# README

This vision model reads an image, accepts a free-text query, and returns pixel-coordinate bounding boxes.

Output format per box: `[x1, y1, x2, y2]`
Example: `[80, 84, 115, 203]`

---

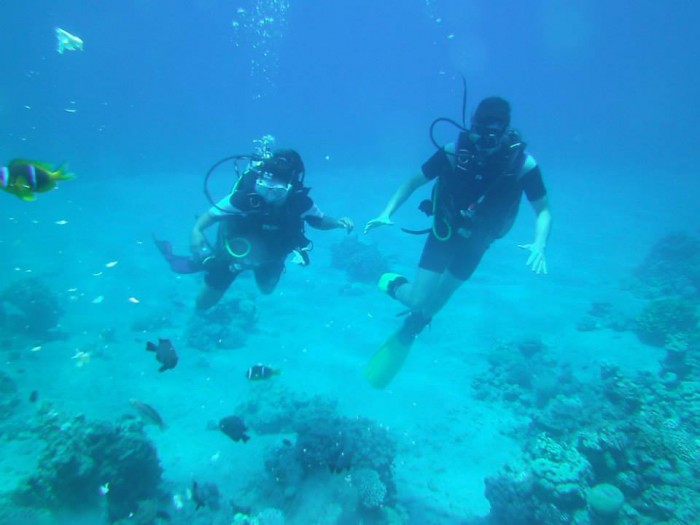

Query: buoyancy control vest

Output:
[217, 171, 313, 265]
[429, 129, 527, 240]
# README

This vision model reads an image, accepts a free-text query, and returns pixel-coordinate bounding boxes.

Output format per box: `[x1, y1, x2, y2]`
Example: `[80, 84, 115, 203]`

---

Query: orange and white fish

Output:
[0, 159, 74, 201]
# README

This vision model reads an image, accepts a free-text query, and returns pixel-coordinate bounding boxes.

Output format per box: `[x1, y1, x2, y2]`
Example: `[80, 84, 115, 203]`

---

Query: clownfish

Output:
[0, 159, 74, 201]
[245, 364, 280, 381]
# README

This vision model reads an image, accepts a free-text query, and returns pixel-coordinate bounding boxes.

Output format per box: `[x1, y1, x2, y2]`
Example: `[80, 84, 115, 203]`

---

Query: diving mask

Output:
[254, 172, 291, 204]
[469, 123, 506, 154]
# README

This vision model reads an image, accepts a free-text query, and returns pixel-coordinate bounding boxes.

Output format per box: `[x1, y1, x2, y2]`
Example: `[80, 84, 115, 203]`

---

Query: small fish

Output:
[29, 390, 38, 403]
[218, 415, 250, 443]
[55, 27, 83, 54]
[146, 338, 178, 372]
[245, 364, 280, 381]
[0, 159, 74, 201]
[129, 399, 167, 430]
[72, 350, 91, 367]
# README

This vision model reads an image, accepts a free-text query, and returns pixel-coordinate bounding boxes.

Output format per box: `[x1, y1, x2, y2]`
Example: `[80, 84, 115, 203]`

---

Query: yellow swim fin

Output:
[365, 311, 431, 389]
[365, 331, 413, 389]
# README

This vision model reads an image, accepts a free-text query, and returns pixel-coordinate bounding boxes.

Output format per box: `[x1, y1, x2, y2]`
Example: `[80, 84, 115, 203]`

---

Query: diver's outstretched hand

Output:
[364, 215, 394, 234]
[518, 243, 547, 275]
[338, 217, 354, 234]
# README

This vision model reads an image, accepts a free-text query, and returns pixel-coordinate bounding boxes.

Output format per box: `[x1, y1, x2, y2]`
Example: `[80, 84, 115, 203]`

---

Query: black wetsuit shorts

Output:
[204, 257, 285, 294]
[418, 228, 495, 281]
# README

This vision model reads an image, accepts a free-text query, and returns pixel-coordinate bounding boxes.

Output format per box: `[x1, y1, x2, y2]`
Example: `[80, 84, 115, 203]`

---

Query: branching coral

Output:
[330, 236, 390, 283]
[351, 468, 387, 509]
[14, 415, 163, 522]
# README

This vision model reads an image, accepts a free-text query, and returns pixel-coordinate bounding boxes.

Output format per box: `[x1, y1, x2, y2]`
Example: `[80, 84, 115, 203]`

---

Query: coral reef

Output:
[351, 468, 387, 509]
[185, 296, 257, 351]
[658, 332, 700, 381]
[237, 383, 338, 434]
[587, 483, 625, 521]
[263, 412, 396, 503]
[577, 301, 634, 333]
[235, 384, 399, 522]
[471, 235, 700, 524]
[0, 369, 19, 419]
[634, 297, 698, 346]
[475, 297, 700, 519]
[478, 354, 700, 525]
[330, 235, 390, 283]
[472, 337, 580, 414]
[294, 414, 396, 480]
[632, 232, 700, 299]
[14, 412, 163, 522]
[0, 277, 64, 339]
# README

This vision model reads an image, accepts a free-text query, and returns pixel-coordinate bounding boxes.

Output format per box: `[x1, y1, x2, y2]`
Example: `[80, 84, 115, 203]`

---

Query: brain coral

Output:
[587, 483, 624, 517]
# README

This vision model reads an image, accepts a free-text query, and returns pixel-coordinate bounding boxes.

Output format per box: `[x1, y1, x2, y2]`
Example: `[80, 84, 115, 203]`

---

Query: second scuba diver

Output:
[363, 96, 552, 388]
[158, 148, 353, 310]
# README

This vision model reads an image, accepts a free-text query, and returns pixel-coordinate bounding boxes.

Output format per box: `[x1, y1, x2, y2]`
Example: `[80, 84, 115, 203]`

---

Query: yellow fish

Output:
[0, 159, 74, 201]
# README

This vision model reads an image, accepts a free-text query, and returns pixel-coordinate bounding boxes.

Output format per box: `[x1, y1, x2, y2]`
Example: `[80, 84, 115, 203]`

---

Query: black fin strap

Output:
[387, 276, 409, 299]
[397, 311, 432, 345]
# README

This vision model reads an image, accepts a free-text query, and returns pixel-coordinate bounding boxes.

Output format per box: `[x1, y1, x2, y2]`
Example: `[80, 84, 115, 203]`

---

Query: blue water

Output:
[1, 1, 699, 524]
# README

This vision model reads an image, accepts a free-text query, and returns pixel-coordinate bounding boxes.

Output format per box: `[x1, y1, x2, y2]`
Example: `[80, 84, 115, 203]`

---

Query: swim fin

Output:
[365, 330, 413, 389]
[365, 311, 431, 389]
[153, 235, 204, 274]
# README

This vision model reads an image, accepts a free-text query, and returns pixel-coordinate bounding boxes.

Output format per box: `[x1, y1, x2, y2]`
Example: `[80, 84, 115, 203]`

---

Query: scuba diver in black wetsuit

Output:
[363, 97, 552, 388]
[157, 148, 353, 310]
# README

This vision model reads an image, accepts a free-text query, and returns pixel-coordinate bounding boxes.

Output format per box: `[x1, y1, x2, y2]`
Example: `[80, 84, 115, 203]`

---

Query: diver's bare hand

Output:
[338, 217, 354, 234]
[364, 215, 393, 234]
[518, 243, 547, 275]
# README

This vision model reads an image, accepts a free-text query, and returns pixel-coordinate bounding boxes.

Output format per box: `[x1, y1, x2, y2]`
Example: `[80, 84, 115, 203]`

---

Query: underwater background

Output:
[1, 0, 699, 524]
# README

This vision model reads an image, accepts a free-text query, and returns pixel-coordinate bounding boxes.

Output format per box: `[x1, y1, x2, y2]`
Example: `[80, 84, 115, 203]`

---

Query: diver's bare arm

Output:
[364, 172, 429, 233]
[309, 215, 354, 232]
[380, 172, 430, 219]
[190, 212, 217, 253]
[530, 196, 552, 250]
